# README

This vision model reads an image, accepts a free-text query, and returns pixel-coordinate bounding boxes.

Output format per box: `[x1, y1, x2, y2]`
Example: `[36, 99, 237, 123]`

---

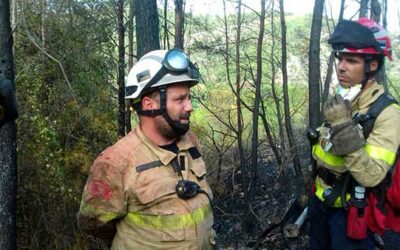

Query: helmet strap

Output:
[136, 87, 167, 117]
[136, 87, 189, 136]
[361, 56, 376, 88]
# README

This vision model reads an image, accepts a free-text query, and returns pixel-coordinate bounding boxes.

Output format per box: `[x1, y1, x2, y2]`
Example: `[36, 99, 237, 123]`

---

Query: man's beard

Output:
[156, 112, 190, 139]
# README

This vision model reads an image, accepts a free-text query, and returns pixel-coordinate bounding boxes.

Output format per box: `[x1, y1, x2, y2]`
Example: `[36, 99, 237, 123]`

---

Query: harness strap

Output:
[318, 169, 351, 207]
[353, 92, 398, 138]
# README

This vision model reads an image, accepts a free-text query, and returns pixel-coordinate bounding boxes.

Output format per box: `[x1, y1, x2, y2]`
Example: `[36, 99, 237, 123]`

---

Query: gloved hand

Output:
[323, 94, 365, 155]
[323, 94, 352, 126]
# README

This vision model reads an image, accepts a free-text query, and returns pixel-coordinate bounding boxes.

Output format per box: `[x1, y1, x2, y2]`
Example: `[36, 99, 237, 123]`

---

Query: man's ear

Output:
[370, 59, 379, 72]
[141, 96, 158, 110]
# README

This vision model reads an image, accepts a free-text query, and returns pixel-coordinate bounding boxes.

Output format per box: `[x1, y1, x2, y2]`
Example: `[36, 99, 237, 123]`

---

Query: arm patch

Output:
[88, 179, 113, 200]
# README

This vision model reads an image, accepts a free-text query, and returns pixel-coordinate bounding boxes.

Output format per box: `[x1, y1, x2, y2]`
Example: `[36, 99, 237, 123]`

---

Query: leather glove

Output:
[322, 94, 352, 126]
[323, 94, 365, 155]
[330, 122, 365, 155]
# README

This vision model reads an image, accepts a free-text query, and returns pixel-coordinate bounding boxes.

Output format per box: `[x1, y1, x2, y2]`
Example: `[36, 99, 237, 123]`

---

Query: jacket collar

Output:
[135, 126, 194, 165]
[352, 81, 384, 111]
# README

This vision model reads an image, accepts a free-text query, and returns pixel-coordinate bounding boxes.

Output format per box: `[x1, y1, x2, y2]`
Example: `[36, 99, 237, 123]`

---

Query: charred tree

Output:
[268, 0, 285, 168]
[174, 0, 184, 49]
[323, 0, 345, 106]
[279, 0, 302, 176]
[117, 0, 126, 136]
[371, 0, 381, 22]
[360, 0, 369, 18]
[163, 0, 170, 49]
[126, 0, 135, 133]
[135, 0, 160, 58]
[244, 0, 267, 233]
[308, 0, 324, 129]
[0, 0, 18, 248]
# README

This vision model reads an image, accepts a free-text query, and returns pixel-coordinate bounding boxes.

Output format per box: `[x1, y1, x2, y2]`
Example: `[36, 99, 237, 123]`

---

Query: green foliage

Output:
[12, 1, 400, 248]
[15, 0, 118, 248]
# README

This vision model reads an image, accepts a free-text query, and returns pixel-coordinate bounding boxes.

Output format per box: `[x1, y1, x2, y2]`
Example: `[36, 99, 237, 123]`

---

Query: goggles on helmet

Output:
[164, 49, 189, 72]
[142, 49, 200, 94]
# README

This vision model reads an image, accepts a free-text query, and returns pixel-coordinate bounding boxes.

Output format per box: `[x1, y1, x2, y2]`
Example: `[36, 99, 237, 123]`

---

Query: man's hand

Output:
[323, 94, 364, 155]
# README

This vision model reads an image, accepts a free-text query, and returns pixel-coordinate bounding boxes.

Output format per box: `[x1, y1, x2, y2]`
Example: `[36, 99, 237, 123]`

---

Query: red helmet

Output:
[356, 18, 393, 61]
[329, 18, 393, 61]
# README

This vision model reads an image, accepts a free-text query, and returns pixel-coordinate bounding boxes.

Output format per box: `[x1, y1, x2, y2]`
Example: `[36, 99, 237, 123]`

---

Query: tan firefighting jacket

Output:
[313, 83, 400, 207]
[77, 126, 216, 249]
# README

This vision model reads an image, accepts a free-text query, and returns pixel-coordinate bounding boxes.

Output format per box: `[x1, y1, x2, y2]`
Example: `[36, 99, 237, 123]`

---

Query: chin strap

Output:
[136, 87, 167, 117]
[361, 55, 380, 88]
[136, 86, 189, 136]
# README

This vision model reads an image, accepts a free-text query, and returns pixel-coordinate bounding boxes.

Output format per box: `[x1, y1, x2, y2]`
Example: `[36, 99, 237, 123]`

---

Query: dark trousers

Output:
[308, 195, 374, 250]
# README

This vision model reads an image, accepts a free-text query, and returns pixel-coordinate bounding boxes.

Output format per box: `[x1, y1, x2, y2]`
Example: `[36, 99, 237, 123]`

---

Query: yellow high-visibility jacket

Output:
[77, 126, 215, 250]
[313, 83, 400, 207]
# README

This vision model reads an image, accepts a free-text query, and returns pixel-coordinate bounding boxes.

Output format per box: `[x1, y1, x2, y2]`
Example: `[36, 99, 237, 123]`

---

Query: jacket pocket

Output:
[133, 166, 177, 205]
[129, 167, 185, 242]
[189, 158, 213, 200]
[190, 158, 207, 179]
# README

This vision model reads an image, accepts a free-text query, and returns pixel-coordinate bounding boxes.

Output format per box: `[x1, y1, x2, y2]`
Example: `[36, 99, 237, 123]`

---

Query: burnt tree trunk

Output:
[360, 0, 369, 18]
[135, 0, 160, 58]
[279, 0, 302, 176]
[308, 0, 324, 129]
[244, 0, 266, 233]
[249, 0, 265, 204]
[323, 0, 345, 106]
[163, 0, 169, 49]
[117, 0, 126, 136]
[370, 0, 387, 90]
[0, 0, 17, 248]
[174, 0, 184, 49]
[126, 0, 135, 133]
[370, 0, 381, 22]
[268, 0, 285, 168]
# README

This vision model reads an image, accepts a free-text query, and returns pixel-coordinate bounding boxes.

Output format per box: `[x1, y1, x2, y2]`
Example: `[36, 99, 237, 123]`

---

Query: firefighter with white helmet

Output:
[77, 49, 216, 249]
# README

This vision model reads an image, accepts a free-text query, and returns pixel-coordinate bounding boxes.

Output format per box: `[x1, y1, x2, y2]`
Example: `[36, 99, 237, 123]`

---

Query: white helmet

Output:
[125, 49, 200, 100]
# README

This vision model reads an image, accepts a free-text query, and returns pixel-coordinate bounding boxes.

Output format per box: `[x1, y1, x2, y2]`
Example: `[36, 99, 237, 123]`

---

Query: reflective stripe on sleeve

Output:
[312, 144, 345, 167]
[126, 204, 212, 230]
[365, 143, 397, 166]
[79, 203, 122, 223]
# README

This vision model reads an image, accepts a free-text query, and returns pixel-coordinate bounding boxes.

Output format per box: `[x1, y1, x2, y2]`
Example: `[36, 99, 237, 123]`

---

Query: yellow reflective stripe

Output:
[312, 144, 345, 167]
[314, 178, 325, 203]
[126, 205, 212, 230]
[79, 203, 121, 223]
[365, 144, 396, 165]
[314, 178, 350, 208]
[392, 103, 400, 110]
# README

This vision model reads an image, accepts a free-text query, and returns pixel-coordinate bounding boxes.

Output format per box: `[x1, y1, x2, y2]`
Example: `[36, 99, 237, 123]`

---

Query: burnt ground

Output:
[211, 162, 311, 250]
[210, 161, 400, 250]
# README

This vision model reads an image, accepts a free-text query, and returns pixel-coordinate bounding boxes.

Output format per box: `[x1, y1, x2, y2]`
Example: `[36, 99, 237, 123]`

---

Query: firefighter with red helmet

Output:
[77, 49, 216, 249]
[308, 18, 400, 249]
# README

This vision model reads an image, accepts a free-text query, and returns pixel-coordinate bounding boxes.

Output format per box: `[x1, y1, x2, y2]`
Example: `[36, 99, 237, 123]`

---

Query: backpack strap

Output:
[353, 92, 398, 138]
[353, 92, 399, 213]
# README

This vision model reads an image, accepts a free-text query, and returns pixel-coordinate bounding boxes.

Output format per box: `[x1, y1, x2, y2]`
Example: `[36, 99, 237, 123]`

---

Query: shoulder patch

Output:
[88, 179, 113, 200]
